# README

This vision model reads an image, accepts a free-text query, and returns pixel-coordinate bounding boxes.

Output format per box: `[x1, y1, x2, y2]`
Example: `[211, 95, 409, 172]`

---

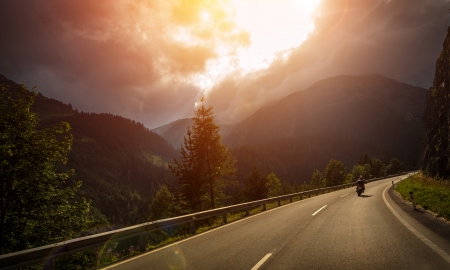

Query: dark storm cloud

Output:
[0, 0, 448, 128]
[0, 0, 244, 128]
[208, 0, 450, 124]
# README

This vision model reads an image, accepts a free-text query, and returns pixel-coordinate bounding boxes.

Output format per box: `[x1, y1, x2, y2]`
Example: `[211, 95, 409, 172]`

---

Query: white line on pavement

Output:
[340, 193, 349, 197]
[382, 183, 450, 264]
[312, 205, 327, 216]
[251, 253, 273, 270]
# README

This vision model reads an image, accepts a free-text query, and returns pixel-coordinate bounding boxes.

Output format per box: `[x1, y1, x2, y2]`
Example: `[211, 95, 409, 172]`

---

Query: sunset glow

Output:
[194, 0, 321, 91]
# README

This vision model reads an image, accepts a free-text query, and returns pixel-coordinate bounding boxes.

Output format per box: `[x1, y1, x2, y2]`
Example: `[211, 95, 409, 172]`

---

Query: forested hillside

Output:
[0, 75, 178, 225]
[227, 75, 426, 183]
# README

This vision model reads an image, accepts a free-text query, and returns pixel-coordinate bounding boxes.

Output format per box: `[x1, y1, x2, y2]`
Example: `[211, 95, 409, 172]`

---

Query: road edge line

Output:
[382, 182, 450, 264]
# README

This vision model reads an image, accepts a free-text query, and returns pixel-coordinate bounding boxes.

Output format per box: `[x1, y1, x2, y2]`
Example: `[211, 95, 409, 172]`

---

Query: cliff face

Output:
[423, 27, 450, 177]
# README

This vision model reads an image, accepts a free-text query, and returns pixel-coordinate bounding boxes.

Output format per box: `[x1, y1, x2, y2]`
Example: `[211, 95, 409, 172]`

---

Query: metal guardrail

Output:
[0, 173, 408, 269]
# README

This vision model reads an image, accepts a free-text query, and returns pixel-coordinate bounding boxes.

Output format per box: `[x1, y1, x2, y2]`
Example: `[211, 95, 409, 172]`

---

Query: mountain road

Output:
[104, 176, 450, 269]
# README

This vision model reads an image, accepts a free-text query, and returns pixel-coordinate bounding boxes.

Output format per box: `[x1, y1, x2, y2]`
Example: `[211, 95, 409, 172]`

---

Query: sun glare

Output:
[194, 0, 321, 91]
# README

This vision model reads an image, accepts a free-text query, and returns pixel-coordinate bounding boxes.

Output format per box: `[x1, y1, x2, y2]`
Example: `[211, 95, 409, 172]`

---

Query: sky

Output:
[0, 0, 449, 128]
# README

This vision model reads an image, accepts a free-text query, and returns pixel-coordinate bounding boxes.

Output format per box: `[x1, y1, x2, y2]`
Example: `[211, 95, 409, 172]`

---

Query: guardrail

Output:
[0, 172, 409, 269]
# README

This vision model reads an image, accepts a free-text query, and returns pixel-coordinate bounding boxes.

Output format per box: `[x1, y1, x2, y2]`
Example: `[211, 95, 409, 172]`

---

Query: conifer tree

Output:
[169, 96, 235, 211]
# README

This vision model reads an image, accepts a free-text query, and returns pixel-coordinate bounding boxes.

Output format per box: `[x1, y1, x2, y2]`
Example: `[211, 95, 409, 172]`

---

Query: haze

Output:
[0, 0, 448, 128]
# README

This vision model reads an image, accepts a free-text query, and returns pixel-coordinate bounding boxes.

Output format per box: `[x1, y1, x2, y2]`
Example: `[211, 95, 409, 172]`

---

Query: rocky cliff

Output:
[423, 27, 450, 177]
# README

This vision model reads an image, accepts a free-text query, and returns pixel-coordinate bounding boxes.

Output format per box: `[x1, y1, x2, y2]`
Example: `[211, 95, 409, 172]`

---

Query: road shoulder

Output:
[386, 182, 450, 258]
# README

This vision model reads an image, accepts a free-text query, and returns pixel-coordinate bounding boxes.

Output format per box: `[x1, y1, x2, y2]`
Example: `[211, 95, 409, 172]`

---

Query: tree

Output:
[386, 158, 404, 175]
[266, 172, 282, 197]
[244, 166, 268, 201]
[325, 159, 346, 186]
[310, 170, 325, 188]
[148, 185, 183, 221]
[0, 84, 97, 254]
[371, 158, 386, 178]
[351, 164, 371, 181]
[169, 96, 235, 211]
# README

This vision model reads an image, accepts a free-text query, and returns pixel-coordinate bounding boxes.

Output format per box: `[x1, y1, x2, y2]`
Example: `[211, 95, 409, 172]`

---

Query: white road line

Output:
[251, 253, 273, 270]
[382, 183, 450, 264]
[340, 193, 349, 197]
[312, 205, 327, 216]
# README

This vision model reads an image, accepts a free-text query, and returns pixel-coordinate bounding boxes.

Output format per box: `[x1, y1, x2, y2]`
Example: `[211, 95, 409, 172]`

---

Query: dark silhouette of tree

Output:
[325, 159, 346, 186]
[0, 84, 99, 254]
[170, 96, 236, 211]
[310, 170, 325, 188]
[244, 166, 268, 201]
[386, 158, 404, 175]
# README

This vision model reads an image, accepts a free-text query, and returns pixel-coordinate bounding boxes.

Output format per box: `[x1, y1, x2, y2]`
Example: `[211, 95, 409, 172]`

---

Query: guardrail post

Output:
[299, 194, 302, 200]
[278, 199, 281, 206]
[392, 181, 394, 190]
[263, 204, 266, 211]
[190, 220, 196, 234]
[246, 208, 250, 216]
[223, 213, 227, 224]
[290, 196, 293, 203]
[139, 233, 146, 252]
[409, 191, 417, 210]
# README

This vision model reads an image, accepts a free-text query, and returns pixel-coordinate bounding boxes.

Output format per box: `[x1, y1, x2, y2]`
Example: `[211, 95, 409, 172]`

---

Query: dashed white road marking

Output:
[312, 205, 327, 216]
[251, 253, 273, 270]
[340, 193, 349, 197]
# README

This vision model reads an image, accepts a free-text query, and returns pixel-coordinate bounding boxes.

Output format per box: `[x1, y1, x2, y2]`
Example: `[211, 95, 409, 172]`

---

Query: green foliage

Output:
[371, 158, 386, 178]
[396, 173, 450, 220]
[351, 164, 372, 181]
[244, 166, 268, 201]
[344, 173, 354, 184]
[149, 185, 183, 221]
[0, 84, 101, 254]
[310, 170, 325, 188]
[386, 158, 404, 175]
[324, 159, 346, 186]
[169, 96, 236, 212]
[266, 172, 282, 197]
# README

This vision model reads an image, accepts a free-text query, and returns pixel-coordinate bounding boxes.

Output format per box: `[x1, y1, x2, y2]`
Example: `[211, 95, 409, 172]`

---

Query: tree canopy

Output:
[0, 84, 98, 254]
[169, 96, 236, 212]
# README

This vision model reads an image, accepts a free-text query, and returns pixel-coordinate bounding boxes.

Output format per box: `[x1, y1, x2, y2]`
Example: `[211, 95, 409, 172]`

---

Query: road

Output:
[104, 176, 450, 269]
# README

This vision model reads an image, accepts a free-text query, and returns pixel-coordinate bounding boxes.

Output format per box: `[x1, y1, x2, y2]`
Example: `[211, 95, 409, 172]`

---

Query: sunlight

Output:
[233, 0, 320, 71]
[194, 0, 321, 91]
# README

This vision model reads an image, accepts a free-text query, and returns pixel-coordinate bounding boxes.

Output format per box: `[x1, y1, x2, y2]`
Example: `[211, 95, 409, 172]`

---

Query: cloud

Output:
[207, 0, 449, 124]
[0, 0, 448, 128]
[0, 0, 246, 128]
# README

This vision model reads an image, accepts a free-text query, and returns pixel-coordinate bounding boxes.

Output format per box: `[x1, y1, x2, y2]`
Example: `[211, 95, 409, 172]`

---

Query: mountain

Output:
[225, 75, 427, 183]
[153, 118, 194, 149]
[1, 75, 178, 225]
[153, 118, 236, 149]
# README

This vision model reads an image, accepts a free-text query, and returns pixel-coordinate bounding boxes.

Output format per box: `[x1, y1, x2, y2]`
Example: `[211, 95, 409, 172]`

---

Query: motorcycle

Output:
[356, 183, 364, 196]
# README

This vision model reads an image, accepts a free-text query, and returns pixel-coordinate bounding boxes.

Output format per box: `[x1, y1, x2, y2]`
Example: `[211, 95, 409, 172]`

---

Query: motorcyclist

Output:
[356, 175, 366, 193]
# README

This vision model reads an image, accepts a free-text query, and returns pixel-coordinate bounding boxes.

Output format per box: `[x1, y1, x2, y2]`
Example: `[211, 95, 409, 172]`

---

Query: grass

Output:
[395, 172, 450, 220]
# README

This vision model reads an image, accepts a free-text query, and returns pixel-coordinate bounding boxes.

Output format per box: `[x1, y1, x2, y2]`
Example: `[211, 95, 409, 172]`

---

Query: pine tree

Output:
[244, 166, 268, 201]
[169, 96, 235, 211]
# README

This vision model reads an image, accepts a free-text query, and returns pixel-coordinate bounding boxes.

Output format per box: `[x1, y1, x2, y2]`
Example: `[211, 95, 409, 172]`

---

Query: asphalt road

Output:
[104, 176, 450, 269]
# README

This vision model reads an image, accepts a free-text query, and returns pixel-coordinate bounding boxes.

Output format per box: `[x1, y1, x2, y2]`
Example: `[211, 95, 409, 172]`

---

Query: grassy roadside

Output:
[395, 172, 450, 220]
